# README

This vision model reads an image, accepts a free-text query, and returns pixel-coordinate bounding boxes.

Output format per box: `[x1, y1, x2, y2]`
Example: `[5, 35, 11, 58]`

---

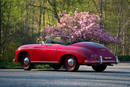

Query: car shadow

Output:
[77, 70, 130, 74]
[36, 69, 130, 74]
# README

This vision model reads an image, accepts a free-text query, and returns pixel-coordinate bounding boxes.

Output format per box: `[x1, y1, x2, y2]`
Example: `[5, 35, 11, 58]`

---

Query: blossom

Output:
[40, 11, 118, 43]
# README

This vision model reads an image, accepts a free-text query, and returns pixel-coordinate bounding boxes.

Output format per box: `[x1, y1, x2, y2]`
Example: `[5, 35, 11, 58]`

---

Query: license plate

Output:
[104, 57, 112, 59]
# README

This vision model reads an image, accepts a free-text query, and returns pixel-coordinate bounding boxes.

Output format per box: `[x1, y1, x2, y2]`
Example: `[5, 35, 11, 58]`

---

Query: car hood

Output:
[17, 44, 42, 50]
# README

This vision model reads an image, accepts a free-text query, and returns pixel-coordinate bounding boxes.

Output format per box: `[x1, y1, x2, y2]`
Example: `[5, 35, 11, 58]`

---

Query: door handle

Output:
[52, 49, 58, 50]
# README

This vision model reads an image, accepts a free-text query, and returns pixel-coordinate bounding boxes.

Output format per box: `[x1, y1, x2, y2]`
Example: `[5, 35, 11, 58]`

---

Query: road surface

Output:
[0, 63, 130, 87]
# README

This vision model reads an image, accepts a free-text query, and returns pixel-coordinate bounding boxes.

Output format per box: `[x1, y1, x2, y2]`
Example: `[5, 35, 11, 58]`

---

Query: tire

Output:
[92, 64, 107, 72]
[50, 64, 61, 70]
[21, 54, 32, 70]
[64, 56, 79, 71]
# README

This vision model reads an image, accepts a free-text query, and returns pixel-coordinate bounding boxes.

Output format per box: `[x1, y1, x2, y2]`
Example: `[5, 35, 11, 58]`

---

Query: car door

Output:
[30, 44, 58, 63]
[43, 44, 58, 62]
[30, 44, 47, 62]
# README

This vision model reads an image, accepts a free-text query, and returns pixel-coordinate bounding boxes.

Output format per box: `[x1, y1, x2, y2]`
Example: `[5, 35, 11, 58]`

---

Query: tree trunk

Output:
[38, 4, 42, 36]
[114, 0, 123, 55]
[48, 0, 60, 23]
[99, 0, 103, 28]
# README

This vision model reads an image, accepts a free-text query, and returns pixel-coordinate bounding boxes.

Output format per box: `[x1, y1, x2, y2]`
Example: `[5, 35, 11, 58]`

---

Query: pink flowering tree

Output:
[39, 11, 118, 43]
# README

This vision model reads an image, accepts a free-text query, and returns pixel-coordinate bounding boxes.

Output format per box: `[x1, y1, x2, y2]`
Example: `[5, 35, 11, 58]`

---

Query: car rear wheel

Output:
[64, 56, 79, 71]
[50, 64, 61, 70]
[92, 64, 107, 72]
[21, 55, 32, 70]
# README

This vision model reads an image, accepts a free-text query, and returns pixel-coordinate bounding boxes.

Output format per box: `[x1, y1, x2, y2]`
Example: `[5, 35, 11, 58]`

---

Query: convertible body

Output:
[14, 42, 118, 72]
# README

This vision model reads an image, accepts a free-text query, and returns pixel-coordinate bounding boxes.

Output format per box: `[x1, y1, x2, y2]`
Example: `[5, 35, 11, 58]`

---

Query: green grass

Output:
[0, 62, 50, 69]
[0, 62, 22, 69]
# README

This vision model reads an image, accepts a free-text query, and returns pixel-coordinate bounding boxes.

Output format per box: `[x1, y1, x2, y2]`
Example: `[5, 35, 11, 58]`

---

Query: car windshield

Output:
[45, 36, 71, 45]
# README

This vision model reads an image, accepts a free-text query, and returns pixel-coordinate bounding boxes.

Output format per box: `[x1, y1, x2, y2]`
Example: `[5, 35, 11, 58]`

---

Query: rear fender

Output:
[59, 50, 88, 64]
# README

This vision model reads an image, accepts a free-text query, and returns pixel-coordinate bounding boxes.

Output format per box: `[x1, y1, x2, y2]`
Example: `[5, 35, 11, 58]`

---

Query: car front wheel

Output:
[92, 64, 107, 72]
[64, 56, 79, 71]
[21, 55, 32, 70]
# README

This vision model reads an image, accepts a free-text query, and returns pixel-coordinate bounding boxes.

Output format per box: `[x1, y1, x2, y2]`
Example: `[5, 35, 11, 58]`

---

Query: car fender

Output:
[15, 49, 31, 63]
[57, 47, 92, 64]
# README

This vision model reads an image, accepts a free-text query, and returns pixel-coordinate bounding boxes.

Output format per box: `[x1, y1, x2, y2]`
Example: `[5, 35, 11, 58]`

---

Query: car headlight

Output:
[17, 47, 22, 51]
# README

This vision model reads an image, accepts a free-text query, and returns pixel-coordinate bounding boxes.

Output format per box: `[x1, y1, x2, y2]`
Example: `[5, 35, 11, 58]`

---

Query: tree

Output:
[0, 0, 129, 63]
[40, 11, 118, 43]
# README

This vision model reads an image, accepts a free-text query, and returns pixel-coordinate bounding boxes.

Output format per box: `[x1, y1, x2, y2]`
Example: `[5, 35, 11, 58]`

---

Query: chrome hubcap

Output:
[68, 58, 74, 66]
[24, 57, 29, 65]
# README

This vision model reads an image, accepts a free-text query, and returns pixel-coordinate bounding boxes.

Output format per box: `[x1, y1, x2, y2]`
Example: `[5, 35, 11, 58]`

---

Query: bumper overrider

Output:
[86, 56, 119, 64]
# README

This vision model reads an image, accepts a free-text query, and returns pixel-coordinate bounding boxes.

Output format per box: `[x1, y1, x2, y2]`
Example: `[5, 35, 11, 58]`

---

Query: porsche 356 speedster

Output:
[13, 36, 118, 72]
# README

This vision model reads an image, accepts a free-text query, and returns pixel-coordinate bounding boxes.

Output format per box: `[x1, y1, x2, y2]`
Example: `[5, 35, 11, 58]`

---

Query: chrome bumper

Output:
[115, 56, 119, 64]
[86, 56, 119, 64]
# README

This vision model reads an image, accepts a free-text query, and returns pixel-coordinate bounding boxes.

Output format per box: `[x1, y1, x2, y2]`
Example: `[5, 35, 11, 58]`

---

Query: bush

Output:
[34, 64, 50, 69]
[118, 56, 130, 61]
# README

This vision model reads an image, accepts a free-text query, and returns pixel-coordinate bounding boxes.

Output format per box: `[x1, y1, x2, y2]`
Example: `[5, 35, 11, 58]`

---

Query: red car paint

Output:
[14, 42, 118, 65]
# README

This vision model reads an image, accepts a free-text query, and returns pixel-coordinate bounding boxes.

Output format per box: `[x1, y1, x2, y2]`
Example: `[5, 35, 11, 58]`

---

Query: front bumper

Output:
[86, 56, 119, 64]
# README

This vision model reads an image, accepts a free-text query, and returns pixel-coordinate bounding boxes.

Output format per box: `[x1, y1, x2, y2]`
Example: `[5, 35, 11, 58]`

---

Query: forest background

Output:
[0, 0, 129, 66]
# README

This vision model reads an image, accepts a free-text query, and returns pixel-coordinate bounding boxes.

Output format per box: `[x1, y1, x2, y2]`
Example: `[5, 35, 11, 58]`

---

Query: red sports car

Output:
[13, 36, 118, 72]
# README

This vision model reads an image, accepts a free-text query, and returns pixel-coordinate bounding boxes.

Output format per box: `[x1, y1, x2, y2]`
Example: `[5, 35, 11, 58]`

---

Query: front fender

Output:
[14, 49, 30, 63]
